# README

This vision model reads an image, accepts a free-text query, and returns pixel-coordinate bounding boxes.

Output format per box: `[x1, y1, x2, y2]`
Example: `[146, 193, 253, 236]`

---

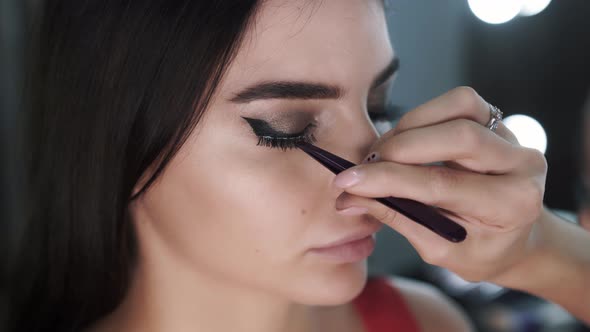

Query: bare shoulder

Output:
[389, 277, 474, 332]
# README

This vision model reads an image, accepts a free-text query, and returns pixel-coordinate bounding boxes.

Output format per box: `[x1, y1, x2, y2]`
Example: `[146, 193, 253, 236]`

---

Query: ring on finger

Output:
[486, 103, 503, 132]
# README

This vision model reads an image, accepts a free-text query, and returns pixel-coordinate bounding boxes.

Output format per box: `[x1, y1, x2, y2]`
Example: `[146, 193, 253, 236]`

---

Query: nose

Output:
[330, 110, 379, 164]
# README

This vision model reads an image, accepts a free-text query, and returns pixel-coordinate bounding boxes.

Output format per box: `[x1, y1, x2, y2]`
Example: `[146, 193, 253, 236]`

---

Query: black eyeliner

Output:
[241, 116, 317, 151]
[241, 117, 304, 138]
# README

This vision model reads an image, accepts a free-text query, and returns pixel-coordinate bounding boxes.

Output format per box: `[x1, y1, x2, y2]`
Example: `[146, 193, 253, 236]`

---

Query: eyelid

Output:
[262, 123, 316, 138]
[241, 116, 312, 136]
[241, 116, 318, 151]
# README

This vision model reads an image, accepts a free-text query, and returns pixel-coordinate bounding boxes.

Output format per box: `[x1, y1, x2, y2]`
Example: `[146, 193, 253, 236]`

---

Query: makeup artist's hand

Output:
[332, 87, 590, 322]
[333, 86, 548, 283]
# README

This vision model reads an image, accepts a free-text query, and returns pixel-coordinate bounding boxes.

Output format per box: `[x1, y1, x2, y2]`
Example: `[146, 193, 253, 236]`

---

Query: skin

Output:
[493, 209, 590, 324]
[93, 1, 430, 331]
[90, 0, 589, 331]
[334, 90, 590, 324]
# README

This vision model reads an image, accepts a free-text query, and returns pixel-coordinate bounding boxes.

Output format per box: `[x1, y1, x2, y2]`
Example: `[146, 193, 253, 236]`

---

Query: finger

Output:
[386, 87, 518, 145]
[392, 87, 490, 134]
[335, 192, 463, 257]
[333, 161, 540, 227]
[492, 122, 519, 145]
[369, 119, 528, 173]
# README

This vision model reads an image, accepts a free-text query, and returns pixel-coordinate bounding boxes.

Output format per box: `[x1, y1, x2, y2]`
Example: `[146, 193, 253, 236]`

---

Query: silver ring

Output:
[486, 104, 503, 132]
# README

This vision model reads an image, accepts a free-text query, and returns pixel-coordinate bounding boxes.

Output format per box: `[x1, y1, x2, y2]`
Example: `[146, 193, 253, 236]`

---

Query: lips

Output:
[313, 222, 382, 249]
[308, 219, 383, 263]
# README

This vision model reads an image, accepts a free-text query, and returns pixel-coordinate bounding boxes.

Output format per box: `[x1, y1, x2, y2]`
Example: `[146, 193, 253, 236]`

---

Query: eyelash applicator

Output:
[296, 141, 467, 243]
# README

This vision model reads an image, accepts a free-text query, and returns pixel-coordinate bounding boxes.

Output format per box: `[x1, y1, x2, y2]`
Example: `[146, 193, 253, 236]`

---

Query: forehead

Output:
[222, 0, 394, 93]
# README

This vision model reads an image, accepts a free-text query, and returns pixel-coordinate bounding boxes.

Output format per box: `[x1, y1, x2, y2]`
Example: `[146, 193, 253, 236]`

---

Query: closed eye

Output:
[242, 116, 317, 151]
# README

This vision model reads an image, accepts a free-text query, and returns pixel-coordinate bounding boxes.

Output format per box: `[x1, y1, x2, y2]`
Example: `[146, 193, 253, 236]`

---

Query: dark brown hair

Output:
[9, 1, 260, 330]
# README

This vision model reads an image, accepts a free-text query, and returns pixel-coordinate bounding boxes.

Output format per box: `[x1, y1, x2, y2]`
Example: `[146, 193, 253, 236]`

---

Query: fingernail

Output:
[333, 169, 362, 188]
[336, 206, 368, 216]
[362, 151, 380, 164]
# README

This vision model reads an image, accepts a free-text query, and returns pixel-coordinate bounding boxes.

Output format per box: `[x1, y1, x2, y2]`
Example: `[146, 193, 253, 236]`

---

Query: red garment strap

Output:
[352, 277, 421, 332]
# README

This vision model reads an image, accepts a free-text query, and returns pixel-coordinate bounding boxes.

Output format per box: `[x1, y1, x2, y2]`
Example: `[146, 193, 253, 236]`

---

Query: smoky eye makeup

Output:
[241, 116, 317, 151]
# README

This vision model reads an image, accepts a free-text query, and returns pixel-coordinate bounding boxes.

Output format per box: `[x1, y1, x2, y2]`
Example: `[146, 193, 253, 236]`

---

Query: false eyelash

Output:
[256, 124, 317, 151]
[368, 111, 390, 123]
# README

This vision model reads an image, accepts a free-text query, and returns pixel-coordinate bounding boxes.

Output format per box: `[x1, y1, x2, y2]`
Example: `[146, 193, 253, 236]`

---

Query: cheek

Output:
[132, 110, 369, 304]
[136, 128, 332, 283]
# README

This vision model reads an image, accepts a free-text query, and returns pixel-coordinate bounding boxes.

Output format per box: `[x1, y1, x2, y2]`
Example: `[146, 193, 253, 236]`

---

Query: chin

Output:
[289, 260, 369, 306]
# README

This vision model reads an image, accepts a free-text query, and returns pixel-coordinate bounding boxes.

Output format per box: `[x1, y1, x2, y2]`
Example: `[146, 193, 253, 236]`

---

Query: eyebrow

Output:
[230, 81, 342, 103]
[230, 56, 399, 103]
[371, 56, 399, 89]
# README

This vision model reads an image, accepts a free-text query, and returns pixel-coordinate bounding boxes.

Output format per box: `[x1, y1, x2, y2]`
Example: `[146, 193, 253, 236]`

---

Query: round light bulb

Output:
[503, 114, 547, 153]
[468, 0, 524, 24]
[520, 0, 552, 16]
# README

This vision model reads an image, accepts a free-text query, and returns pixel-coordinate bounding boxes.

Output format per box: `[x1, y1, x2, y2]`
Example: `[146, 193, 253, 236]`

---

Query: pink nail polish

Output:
[337, 206, 368, 215]
[333, 170, 362, 188]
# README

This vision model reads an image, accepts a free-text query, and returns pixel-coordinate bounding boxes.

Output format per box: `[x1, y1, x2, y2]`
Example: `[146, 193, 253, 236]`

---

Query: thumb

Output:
[335, 192, 448, 250]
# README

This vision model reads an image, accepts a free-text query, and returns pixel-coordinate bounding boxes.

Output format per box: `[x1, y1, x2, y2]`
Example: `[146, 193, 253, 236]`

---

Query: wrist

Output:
[489, 208, 557, 291]
[490, 208, 590, 313]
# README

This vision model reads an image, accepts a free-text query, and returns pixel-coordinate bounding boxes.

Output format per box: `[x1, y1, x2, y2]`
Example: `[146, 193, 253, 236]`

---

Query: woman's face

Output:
[131, 0, 395, 305]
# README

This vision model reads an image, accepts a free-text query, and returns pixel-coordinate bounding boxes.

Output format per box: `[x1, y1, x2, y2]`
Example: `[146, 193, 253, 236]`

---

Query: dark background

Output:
[387, 0, 590, 211]
[373, 0, 590, 273]
[379, 1, 590, 330]
[1, 1, 28, 328]
[466, 0, 590, 211]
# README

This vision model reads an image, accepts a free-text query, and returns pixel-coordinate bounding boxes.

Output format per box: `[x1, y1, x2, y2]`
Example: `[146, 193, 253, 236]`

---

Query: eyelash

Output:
[252, 104, 401, 151]
[368, 102, 402, 120]
[368, 110, 389, 122]
[256, 123, 317, 151]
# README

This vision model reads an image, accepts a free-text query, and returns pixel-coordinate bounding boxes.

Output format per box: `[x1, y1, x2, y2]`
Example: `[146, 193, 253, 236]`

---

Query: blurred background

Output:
[1, 0, 589, 331]
[370, 0, 590, 331]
